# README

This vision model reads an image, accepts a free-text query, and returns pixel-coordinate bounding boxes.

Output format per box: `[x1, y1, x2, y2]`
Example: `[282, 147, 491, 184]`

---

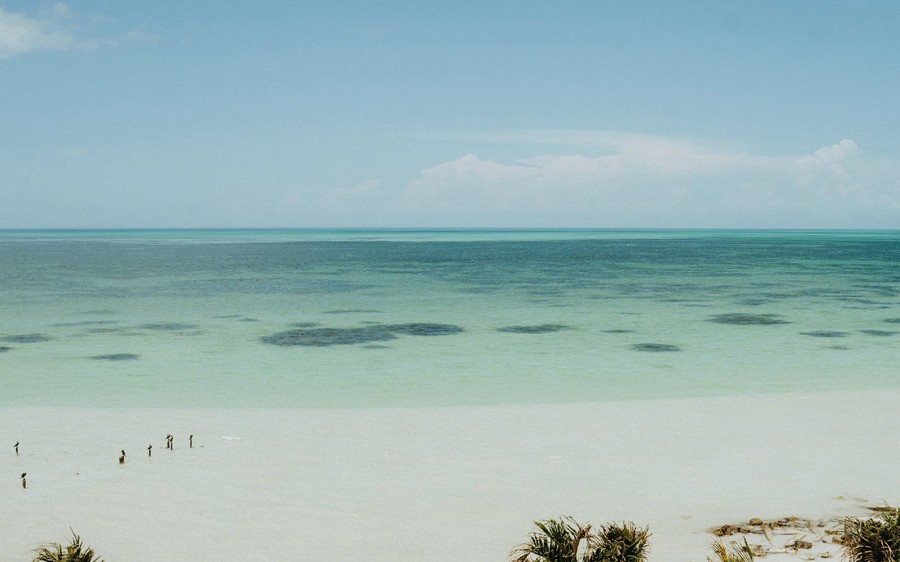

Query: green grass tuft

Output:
[842, 507, 900, 562]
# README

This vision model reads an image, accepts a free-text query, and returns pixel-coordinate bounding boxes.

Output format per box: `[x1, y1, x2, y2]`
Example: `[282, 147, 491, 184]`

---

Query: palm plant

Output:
[842, 507, 900, 562]
[707, 538, 755, 562]
[509, 516, 593, 562]
[32, 529, 104, 562]
[508, 517, 650, 562]
[591, 522, 650, 562]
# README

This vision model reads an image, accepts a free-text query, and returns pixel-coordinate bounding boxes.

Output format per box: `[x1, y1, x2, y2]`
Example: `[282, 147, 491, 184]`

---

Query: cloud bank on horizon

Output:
[317, 134, 898, 229]
[1, 2, 899, 229]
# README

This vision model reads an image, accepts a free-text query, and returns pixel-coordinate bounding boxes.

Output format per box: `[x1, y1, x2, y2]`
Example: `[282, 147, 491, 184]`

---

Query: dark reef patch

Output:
[90, 353, 140, 361]
[215, 315, 259, 322]
[262, 327, 397, 347]
[828, 345, 850, 350]
[631, 343, 681, 352]
[0, 346, 13, 352]
[384, 323, 464, 336]
[497, 324, 570, 334]
[603, 329, 635, 334]
[737, 298, 772, 306]
[290, 322, 320, 328]
[262, 323, 463, 347]
[137, 322, 199, 331]
[801, 331, 848, 338]
[84, 327, 143, 336]
[78, 309, 116, 316]
[458, 287, 498, 295]
[709, 313, 790, 326]
[51, 320, 119, 327]
[322, 309, 383, 315]
[884, 318, 900, 324]
[362, 344, 390, 350]
[1, 333, 52, 343]
[860, 330, 898, 337]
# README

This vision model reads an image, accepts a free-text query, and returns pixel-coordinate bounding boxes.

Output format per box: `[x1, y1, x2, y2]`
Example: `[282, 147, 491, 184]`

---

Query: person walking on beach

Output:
[21, 473, 26, 489]
[14, 441, 18, 455]
[119, 450, 126, 464]
[148, 444, 152, 457]
[189, 434, 193, 448]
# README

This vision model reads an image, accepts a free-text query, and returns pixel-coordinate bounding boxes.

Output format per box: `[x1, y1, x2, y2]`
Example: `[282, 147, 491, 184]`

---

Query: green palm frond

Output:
[509, 516, 591, 562]
[587, 522, 650, 562]
[32, 529, 104, 562]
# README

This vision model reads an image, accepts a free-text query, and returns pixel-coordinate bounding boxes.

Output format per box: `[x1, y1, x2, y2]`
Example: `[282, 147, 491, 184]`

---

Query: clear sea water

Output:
[0, 229, 897, 408]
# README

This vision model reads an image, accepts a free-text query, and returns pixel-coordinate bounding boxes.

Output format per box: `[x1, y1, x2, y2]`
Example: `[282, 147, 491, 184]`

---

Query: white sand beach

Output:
[3, 388, 898, 561]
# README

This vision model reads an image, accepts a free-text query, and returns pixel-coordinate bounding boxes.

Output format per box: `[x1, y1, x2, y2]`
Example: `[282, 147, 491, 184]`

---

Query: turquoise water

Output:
[0, 229, 898, 408]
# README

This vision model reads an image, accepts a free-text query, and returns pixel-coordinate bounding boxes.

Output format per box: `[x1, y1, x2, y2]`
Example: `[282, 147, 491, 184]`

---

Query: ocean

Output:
[0, 229, 897, 408]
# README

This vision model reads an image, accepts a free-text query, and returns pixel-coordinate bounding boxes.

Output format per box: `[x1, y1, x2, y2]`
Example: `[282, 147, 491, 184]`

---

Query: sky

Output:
[1, 1, 899, 229]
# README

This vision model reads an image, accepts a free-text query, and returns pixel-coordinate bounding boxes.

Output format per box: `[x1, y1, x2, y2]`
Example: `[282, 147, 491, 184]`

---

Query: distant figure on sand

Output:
[166, 434, 173, 449]
[21, 472, 26, 489]
[148, 444, 152, 457]
[189, 434, 193, 448]
[119, 450, 126, 464]
[14, 441, 18, 455]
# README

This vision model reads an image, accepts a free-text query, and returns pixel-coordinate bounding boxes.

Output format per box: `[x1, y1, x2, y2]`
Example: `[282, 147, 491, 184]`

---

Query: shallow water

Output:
[0, 229, 897, 407]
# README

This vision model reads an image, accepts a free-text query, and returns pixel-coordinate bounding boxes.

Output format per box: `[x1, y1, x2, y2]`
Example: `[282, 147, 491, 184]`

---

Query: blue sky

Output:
[1, 1, 898, 228]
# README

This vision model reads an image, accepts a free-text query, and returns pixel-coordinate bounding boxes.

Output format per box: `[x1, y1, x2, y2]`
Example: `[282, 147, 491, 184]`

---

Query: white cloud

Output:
[0, 3, 151, 59]
[793, 138, 858, 189]
[0, 4, 74, 58]
[387, 133, 899, 228]
[281, 131, 897, 228]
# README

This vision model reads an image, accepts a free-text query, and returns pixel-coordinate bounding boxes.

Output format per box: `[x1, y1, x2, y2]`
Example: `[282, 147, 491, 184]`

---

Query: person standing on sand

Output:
[119, 450, 125, 464]
[189, 434, 193, 448]
[14, 441, 18, 455]
[148, 444, 152, 457]
[21, 473, 26, 489]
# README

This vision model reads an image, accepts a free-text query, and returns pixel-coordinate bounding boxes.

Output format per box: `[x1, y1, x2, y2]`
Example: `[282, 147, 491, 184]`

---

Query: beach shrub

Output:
[591, 522, 650, 562]
[509, 516, 591, 562]
[32, 529, 104, 562]
[508, 517, 650, 562]
[707, 538, 755, 562]
[842, 507, 900, 562]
